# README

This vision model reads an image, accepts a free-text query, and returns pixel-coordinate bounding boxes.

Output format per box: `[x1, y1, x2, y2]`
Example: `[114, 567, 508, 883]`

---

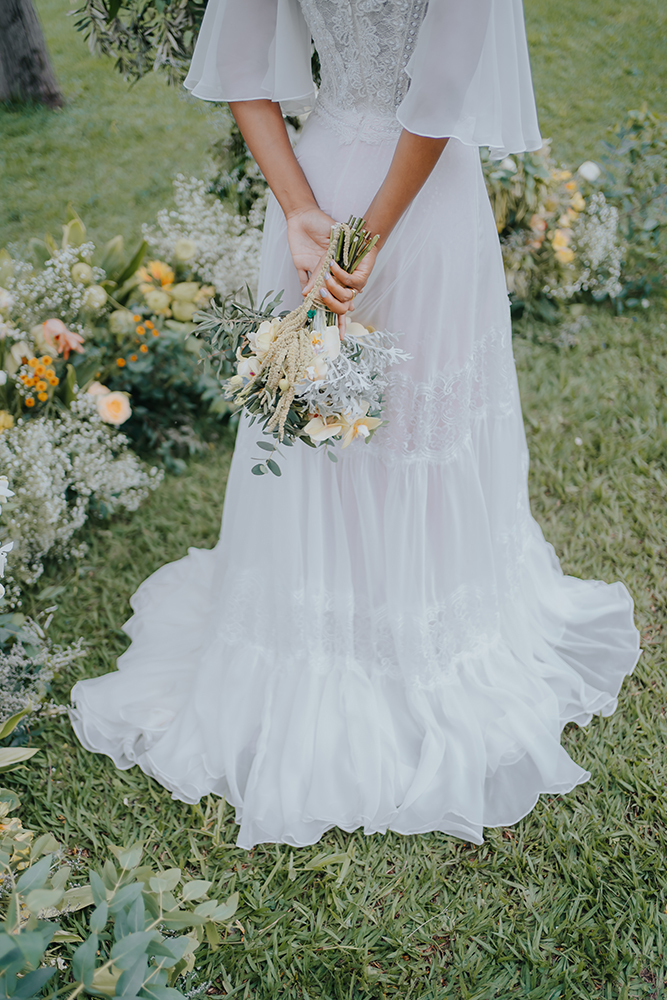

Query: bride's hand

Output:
[286, 207, 378, 324]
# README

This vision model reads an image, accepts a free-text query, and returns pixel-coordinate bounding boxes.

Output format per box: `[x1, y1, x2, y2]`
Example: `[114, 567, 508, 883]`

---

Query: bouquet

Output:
[195, 218, 409, 476]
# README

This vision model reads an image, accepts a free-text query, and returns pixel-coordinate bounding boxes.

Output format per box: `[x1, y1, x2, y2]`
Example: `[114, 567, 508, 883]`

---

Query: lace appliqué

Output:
[218, 571, 504, 691]
[298, 0, 429, 143]
[374, 326, 517, 466]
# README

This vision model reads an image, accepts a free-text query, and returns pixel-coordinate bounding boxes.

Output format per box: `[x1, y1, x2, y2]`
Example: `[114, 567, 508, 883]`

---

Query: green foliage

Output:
[0, 839, 238, 999]
[72, 0, 206, 86]
[601, 107, 667, 306]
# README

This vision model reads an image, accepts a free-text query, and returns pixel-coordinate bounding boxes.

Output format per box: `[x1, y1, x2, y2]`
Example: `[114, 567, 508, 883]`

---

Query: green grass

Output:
[3, 1, 667, 997]
[525, 0, 667, 165]
[0, 0, 222, 252]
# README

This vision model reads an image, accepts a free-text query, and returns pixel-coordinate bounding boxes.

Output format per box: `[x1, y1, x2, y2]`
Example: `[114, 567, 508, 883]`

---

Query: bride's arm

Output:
[230, 100, 349, 310]
[229, 100, 317, 220]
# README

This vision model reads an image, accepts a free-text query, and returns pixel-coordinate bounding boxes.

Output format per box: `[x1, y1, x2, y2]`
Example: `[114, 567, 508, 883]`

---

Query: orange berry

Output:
[139, 344, 148, 353]
[145, 320, 154, 329]
[130, 354, 138, 362]
[116, 358, 126, 367]
[25, 397, 35, 407]
[133, 314, 141, 322]
[36, 380, 47, 392]
[38, 391, 48, 402]
[40, 355, 52, 365]
[34, 364, 46, 377]
[136, 325, 145, 336]
[51, 376, 59, 386]
[28, 357, 39, 368]
[152, 330, 159, 337]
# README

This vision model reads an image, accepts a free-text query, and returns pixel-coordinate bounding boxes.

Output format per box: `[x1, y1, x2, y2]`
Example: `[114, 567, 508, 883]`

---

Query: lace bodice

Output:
[298, 0, 428, 130]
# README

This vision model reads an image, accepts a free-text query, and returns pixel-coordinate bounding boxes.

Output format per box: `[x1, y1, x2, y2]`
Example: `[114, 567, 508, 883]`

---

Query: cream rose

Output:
[86, 381, 110, 397]
[71, 262, 94, 285]
[173, 238, 197, 262]
[83, 284, 107, 311]
[96, 390, 131, 426]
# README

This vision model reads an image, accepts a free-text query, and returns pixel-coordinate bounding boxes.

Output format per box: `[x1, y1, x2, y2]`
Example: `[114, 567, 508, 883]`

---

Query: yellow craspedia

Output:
[34, 364, 46, 377]
[37, 392, 48, 402]
[36, 380, 47, 392]
[28, 357, 39, 369]
[40, 355, 52, 366]
[116, 358, 126, 367]
[139, 344, 148, 353]
[25, 396, 35, 407]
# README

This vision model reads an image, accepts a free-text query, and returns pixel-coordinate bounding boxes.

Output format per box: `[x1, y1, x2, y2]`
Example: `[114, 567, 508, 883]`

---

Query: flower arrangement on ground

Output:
[0, 392, 162, 599]
[481, 142, 625, 315]
[196, 219, 409, 475]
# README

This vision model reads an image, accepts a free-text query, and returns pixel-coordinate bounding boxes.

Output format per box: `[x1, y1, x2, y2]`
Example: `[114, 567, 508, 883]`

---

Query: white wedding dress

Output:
[71, 0, 640, 849]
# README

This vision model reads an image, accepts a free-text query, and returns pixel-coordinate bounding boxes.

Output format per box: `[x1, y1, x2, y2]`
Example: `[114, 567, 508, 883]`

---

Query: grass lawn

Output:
[3, 1, 667, 997]
[0, 0, 221, 252]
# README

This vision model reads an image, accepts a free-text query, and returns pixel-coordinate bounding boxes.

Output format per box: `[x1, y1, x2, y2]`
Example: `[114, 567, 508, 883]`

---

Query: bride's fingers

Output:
[329, 260, 367, 292]
[323, 272, 355, 303]
[318, 287, 350, 315]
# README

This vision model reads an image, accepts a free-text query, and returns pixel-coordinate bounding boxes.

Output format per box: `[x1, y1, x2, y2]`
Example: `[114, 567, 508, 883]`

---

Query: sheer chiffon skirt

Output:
[70, 114, 640, 849]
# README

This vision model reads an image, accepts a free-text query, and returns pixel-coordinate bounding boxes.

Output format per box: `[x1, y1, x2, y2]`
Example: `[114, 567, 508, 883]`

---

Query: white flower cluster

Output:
[143, 174, 264, 300]
[546, 193, 625, 301]
[0, 619, 85, 727]
[295, 327, 410, 420]
[0, 393, 162, 592]
[6, 243, 106, 331]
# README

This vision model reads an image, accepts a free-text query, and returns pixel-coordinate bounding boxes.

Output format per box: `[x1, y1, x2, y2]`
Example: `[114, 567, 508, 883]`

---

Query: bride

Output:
[70, 0, 640, 849]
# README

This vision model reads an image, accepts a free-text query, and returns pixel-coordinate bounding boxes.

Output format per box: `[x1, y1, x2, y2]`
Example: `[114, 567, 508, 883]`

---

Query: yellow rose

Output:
[170, 282, 200, 302]
[555, 247, 575, 264]
[0, 411, 14, 431]
[96, 390, 131, 426]
[552, 229, 572, 250]
[171, 300, 197, 322]
[144, 289, 171, 314]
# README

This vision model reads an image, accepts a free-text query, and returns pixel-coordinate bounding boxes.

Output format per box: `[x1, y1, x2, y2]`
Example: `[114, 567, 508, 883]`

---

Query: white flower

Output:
[0, 541, 13, 577]
[0, 288, 14, 312]
[345, 321, 370, 339]
[173, 238, 197, 262]
[577, 160, 601, 182]
[227, 374, 244, 391]
[0, 476, 14, 501]
[305, 355, 329, 381]
[321, 325, 341, 361]
[237, 355, 262, 379]
[500, 157, 518, 173]
[303, 415, 344, 442]
[71, 262, 94, 285]
[248, 319, 279, 359]
[0, 372, 6, 386]
[7, 341, 31, 373]
[82, 284, 107, 311]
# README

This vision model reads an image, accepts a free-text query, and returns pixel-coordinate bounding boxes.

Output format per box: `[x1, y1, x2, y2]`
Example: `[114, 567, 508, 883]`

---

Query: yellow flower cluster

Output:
[19, 355, 59, 408]
[136, 260, 214, 321]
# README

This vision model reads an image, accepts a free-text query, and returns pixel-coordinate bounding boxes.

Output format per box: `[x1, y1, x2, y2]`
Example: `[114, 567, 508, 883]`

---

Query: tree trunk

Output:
[0, 0, 63, 108]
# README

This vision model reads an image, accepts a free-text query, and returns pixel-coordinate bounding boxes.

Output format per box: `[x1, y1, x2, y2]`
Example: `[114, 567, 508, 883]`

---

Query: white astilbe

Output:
[143, 174, 264, 300]
[7, 243, 106, 330]
[545, 193, 625, 301]
[0, 393, 162, 592]
[295, 331, 410, 419]
[0, 623, 85, 726]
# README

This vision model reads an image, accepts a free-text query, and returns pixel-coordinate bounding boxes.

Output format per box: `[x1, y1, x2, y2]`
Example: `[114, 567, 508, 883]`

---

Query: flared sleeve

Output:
[397, 0, 542, 159]
[183, 0, 315, 114]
